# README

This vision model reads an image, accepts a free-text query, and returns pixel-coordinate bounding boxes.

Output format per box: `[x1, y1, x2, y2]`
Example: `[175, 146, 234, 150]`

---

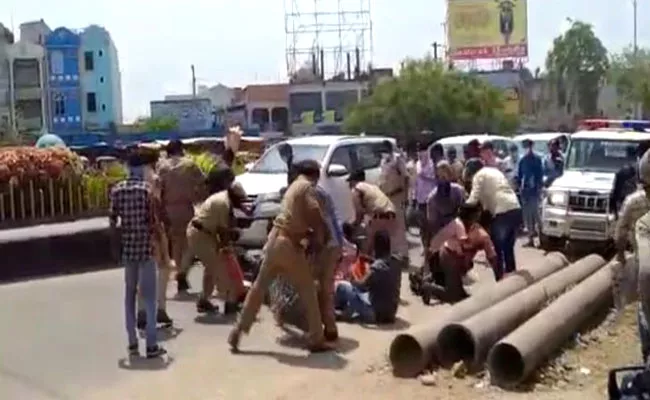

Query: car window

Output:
[355, 143, 382, 169]
[328, 145, 353, 171]
[250, 144, 329, 173]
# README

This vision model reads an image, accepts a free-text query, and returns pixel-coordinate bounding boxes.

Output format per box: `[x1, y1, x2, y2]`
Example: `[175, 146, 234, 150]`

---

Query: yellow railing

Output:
[0, 177, 112, 229]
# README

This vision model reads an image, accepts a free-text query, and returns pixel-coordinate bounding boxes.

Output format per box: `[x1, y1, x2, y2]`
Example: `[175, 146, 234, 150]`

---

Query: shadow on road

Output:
[171, 292, 200, 302]
[361, 316, 411, 331]
[138, 326, 184, 341]
[194, 314, 236, 325]
[117, 355, 175, 371]
[234, 349, 349, 370]
[276, 330, 360, 354]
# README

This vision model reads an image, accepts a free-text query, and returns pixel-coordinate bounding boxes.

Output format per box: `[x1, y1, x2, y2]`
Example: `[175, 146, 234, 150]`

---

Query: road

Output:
[0, 233, 547, 400]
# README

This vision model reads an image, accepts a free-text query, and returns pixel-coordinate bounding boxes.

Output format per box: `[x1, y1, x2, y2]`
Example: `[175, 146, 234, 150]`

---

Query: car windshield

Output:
[566, 138, 638, 172]
[249, 144, 329, 173]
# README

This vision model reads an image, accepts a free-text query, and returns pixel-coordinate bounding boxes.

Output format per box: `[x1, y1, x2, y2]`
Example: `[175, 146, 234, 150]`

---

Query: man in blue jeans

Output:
[465, 155, 522, 281]
[516, 139, 544, 248]
[334, 231, 400, 324]
[109, 150, 166, 358]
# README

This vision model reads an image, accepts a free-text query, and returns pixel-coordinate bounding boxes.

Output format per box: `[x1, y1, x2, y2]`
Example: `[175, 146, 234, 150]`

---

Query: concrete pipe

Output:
[389, 252, 568, 377]
[437, 254, 606, 369]
[487, 259, 618, 387]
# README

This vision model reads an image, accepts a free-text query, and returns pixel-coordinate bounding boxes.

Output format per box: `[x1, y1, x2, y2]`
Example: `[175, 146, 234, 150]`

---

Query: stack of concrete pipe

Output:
[389, 252, 569, 377]
[388, 253, 618, 385]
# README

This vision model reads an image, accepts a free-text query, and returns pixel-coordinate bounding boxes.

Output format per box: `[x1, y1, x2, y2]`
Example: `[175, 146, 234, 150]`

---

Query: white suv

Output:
[235, 135, 396, 244]
[541, 128, 650, 249]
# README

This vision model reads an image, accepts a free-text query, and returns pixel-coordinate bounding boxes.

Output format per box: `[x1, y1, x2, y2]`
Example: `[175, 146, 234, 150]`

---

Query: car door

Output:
[321, 144, 356, 223]
[355, 142, 383, 184]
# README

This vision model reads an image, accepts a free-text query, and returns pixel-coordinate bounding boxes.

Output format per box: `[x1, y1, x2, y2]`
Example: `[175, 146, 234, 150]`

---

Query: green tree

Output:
[134, 116, 179, 132]
[344, 57, 508, 140]
[545, 20, 609, 117]
[609, 46, 650, 115]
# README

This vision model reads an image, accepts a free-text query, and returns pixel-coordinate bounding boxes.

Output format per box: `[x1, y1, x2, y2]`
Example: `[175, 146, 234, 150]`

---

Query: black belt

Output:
[373, 212, 395, 220]
[191, 220, 212, 235]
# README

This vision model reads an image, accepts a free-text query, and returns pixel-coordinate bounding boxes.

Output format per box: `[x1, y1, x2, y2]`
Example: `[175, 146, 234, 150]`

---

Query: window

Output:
[99, 76, 104, 83]
[355, 143, 382, 170]
[250, 144, 329, 173]
[86, 92, 97, 112]
[101, 104, 106, 111]
[567, 139, 638, 172]
[84, 51, 94, 71]
[328, 146, 353, 171]
[53, 94, 65, 116]
[50, 51, 64, 75]
[98, 50, 103, 57]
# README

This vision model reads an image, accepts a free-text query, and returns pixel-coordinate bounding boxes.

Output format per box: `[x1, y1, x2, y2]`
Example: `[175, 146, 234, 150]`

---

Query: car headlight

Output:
[547, 191, 567, 207]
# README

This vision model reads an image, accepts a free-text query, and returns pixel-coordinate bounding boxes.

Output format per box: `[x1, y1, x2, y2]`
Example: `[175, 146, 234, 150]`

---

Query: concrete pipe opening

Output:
[488, 343, 525, 386]
[437, 324, 475, 365]
[389, 333, 426, 377]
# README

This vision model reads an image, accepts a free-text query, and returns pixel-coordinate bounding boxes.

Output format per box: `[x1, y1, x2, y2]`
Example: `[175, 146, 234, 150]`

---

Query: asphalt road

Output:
[0, 232, 546, 400]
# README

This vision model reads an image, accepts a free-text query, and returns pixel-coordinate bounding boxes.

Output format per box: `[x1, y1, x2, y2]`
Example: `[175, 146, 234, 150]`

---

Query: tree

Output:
[609, 46, 650, 116]
[344, 57, 509, 140]
[134, 116, 179, 132]
[545, 20, 609, 117]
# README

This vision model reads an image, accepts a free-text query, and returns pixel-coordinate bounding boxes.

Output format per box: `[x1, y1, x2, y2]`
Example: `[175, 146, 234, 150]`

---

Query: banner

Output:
[447, 0, 528, 60]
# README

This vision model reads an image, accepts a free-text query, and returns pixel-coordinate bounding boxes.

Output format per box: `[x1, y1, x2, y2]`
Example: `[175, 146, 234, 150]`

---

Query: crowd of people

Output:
[108, 132, 574, 358]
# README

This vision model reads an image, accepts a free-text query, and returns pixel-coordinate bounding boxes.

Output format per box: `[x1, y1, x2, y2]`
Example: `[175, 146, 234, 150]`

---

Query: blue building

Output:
[79, 25, 122, 131]
[44, 27, 82, 134]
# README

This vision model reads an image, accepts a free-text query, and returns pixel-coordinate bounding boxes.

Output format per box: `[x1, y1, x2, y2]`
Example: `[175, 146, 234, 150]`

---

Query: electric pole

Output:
[191, 64, 197, 99]
[431, 42, 443, 61]
[633, 0, 641, 118]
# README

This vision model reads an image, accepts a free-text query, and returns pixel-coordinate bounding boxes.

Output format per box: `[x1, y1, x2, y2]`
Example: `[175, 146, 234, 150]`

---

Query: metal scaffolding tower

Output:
[284, 0, 373, 79]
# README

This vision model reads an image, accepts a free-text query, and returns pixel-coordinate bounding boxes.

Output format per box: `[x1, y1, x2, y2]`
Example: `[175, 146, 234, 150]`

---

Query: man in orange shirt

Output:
[423, 203, 497, 304]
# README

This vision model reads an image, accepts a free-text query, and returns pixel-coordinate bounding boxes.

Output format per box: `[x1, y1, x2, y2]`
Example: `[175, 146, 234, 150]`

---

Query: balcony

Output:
[14, 87, 42, 101]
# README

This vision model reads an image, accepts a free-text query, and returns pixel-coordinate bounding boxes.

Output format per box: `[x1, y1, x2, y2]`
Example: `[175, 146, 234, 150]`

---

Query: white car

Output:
[431, 134, 518, 161]
[236, 135, 397, 225]
[541, 125, 650, 249]
[513, 132, 569, 157]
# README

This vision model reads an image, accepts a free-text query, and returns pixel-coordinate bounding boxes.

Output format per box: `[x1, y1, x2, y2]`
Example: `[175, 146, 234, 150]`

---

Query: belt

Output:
[191, 220, 213, 236]
[372, 212, 395, 220]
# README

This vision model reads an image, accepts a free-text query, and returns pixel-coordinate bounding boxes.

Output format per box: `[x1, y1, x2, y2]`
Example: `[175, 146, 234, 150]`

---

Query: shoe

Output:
[324, 329, 339, 342]
[145, 345, 167, 359]
[176, 273, 190, 293]
[228, 329, 241, 353]
[308, 341, 335, 353]
[136, 310, 146, 330]
[223, 302, 241, 316]
[157, 309, 173, 327]
[128, 344, 139, 357]
[196, 298, 219, 314]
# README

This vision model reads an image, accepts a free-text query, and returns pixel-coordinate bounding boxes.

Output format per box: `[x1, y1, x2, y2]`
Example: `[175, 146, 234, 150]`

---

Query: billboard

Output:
[447, 0, 528, 60]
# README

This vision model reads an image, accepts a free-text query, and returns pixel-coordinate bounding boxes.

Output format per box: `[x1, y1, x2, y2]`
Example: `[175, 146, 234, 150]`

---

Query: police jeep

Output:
[540, 119, 650, 253]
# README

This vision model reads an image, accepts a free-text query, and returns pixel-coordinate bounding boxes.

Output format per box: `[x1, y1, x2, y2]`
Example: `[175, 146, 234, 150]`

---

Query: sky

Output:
[2, 0, 649, 122]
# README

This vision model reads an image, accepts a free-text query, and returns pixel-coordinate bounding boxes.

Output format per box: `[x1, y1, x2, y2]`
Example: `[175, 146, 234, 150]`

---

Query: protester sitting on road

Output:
[465, 159, 521, 281]
[423, 203, 497, 304]
[334, 231, 400, 324]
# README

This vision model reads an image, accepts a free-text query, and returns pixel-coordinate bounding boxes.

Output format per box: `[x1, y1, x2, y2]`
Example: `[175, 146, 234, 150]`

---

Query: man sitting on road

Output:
[334, 231, 400, 324]
[423, 203, 497, 304]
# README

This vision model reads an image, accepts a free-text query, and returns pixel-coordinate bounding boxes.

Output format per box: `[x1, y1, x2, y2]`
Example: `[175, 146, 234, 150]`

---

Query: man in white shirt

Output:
[465, 159, 522, 281]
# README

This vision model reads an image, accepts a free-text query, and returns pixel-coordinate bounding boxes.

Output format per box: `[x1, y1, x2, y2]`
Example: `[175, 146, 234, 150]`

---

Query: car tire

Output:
[539, 234, 564, 252]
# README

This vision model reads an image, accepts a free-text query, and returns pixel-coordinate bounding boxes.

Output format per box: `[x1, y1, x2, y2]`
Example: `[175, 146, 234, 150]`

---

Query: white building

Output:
[7, 40, 47, 134]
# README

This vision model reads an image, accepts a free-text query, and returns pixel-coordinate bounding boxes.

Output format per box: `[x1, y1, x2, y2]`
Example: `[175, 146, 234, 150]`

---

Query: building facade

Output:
[289, 80, 364, 135]
[0, 24, 13, 137]
[19, 20, 50, 46]
[7, 40, 47, 133]
[150, 98, 214, 132]
[79, 25, 122, 131]
[45, 27, 82, 134]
